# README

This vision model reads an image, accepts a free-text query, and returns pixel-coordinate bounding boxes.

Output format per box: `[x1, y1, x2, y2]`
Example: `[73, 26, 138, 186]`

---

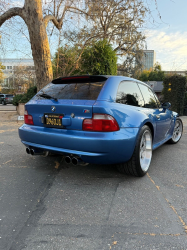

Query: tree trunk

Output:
[24, 0, 53, 90]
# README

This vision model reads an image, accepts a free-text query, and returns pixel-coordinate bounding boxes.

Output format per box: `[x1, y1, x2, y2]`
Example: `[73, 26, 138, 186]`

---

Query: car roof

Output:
[52, 75, 146, 84]
[51, 75, 152, 92]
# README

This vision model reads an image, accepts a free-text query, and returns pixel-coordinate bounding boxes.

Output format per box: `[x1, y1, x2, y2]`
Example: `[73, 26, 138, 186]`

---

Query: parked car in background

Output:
[19, 75, 183, 177]
[0, 94, 14, 105]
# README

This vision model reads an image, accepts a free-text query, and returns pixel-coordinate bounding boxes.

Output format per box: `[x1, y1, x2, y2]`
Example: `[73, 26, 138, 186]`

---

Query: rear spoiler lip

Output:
[51, 75, 109, 84]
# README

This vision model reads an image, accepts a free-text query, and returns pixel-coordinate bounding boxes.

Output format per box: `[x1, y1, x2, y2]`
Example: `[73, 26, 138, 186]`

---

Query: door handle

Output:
[156, 115, 160, 119]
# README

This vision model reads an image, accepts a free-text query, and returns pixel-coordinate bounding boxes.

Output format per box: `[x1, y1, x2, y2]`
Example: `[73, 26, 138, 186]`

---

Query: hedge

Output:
[13, 86, 37, 106]
[162, 75, 186, 115]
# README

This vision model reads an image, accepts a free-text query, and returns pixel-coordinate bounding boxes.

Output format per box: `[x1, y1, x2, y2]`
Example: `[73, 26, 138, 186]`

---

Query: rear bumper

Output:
[19, 124, 139, 164]
[4, 100, 12, 104]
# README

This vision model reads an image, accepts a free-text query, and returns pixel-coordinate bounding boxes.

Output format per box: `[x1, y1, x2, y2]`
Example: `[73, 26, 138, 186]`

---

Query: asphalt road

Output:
[0, 117, 187, 250]
[0, 104, 16, 111]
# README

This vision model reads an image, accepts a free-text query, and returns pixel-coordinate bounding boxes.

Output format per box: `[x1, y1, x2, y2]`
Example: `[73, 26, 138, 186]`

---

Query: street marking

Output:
[147, 173, 187, 234]
[9, 166, 28, 168]
[3, 160, 12, 165]
[0, 129, 17, 133]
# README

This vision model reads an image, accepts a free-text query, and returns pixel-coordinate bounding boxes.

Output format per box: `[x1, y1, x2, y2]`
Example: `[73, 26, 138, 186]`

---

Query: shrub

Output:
[12, 94, 23, 106]
[13, 86, 37, 106]
[81, 40, 117, 75]
[162, 75, 186, 115]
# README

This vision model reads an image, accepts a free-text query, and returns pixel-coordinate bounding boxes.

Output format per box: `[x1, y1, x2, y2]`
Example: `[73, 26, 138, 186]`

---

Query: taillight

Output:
[5, 97, 8, 100]
[24, 110, 34, 125]
[83, 114, 119, 132]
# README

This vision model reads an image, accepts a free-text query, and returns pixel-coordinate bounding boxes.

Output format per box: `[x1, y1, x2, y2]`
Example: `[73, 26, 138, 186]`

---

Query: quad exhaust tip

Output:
[26, 147, 49, 156]
[30, 149, 35, 155]
[65, 156, 87, 166]
[72, 157, 78, 166]
[65, 156, 71, 164]
[26, 148, 30, 154]
[65, 156, 79, 165]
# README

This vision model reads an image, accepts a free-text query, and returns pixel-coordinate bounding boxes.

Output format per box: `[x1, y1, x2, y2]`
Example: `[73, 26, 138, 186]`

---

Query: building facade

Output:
[0, 58, 36, 93]
[142, 50, 156, 70]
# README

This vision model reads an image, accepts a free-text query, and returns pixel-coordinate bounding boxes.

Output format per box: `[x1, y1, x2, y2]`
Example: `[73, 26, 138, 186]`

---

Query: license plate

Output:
[44, 114, 64, 128]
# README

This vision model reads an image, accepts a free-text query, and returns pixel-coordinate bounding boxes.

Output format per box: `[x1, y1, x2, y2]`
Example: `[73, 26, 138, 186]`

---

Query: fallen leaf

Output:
[54, 161, 60, 169]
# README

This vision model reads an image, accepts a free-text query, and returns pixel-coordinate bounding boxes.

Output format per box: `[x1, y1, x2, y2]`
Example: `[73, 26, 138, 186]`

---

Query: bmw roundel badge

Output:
[51, 106, 56, 112]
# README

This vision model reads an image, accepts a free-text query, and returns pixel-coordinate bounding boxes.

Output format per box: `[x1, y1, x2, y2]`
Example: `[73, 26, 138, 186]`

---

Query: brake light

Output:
[61, 76, 89, 80]
[83, 114, 119, 132]
[24, 110, 34, 125]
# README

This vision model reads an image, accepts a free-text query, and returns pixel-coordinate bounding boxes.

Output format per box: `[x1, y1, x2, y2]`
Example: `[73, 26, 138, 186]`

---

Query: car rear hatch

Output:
[25, 75, 108, 130]
[6, 95, 13, 102]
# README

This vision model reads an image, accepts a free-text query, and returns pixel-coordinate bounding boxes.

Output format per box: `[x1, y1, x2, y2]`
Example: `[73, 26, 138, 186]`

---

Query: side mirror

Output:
[162, 102, 171, 110]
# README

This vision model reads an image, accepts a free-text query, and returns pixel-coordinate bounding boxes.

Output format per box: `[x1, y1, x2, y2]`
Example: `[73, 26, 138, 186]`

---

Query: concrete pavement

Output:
[0, 115, 187, 250]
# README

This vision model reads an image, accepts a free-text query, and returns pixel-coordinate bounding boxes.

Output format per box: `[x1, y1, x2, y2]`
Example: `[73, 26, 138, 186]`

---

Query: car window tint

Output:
[34, 81, 106, 100]
[116, 81, 144, 107]
[138, 83, 158, 108]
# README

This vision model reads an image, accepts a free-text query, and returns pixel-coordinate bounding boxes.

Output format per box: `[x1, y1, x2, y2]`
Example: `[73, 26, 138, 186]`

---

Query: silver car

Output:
[0, 94, 14, 105]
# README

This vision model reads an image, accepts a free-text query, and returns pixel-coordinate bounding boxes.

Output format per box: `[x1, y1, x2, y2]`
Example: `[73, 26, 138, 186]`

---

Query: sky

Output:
[0, 0, 187, 71]
[145, 0, 187, 71]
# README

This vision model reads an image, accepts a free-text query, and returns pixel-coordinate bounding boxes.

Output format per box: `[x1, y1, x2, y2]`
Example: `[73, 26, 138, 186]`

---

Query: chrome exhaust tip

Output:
[30, 149, 35, 155]
[30, 148, 49, 156]
[65, 156, 71, 164]
[26, 148, 31, 154]
[72, 157, 78, 166]
[72, 157, 88, 166]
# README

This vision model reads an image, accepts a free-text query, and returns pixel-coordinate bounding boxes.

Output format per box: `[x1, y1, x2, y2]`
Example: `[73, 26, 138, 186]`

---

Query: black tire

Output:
[167, 118, 183, 144]
[2, 100, 6, 105]
[116, 125, 152, 177]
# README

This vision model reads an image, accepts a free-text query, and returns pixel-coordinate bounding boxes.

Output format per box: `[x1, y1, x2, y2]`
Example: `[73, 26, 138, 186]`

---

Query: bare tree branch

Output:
[43, 5, 67, 29]
[0, 7, 24, 27]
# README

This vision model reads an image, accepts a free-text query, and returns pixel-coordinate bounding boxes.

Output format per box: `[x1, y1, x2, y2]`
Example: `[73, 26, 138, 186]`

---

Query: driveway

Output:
[0, 116, 187, 250]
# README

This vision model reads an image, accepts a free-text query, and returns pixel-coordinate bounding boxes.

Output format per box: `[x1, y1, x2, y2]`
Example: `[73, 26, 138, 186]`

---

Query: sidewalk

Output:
[0, 111, 23, 123]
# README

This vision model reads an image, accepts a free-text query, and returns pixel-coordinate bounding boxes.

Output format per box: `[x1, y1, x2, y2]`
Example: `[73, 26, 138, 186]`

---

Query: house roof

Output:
[144, 81, 163, 92]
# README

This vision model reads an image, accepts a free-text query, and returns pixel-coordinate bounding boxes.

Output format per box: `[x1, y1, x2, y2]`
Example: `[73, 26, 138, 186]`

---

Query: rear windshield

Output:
[6, 95, 13, 97]
[34, 81, 106, 100]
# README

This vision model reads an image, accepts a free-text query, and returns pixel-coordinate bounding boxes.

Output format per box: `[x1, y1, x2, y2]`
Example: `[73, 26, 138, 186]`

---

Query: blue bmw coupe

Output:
[19, 75, 183, 177]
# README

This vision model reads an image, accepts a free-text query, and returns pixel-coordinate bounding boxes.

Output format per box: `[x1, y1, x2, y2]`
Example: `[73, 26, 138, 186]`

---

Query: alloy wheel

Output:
[139, 130, 152, 172]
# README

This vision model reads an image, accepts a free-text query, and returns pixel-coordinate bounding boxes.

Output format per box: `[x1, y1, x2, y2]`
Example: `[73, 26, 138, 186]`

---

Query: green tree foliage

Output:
[53, 46, 83, 78]
[138, 70, 150, 81]
[81, 40, 117, 75]
[138, 62, 165, 81]
[66, 0, 147, 76]
[13, 86, 37, 106]
[0, 62, 5, 87]
[162, 75, 186, 116]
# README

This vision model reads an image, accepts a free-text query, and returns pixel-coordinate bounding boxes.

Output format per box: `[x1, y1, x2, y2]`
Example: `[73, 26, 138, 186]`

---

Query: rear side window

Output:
[34, 82, 106, 100]
[116, 81, 144, 107]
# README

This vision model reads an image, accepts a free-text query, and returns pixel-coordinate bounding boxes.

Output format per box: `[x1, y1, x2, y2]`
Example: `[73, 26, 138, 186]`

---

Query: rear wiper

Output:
[38, 93, 58, 102]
